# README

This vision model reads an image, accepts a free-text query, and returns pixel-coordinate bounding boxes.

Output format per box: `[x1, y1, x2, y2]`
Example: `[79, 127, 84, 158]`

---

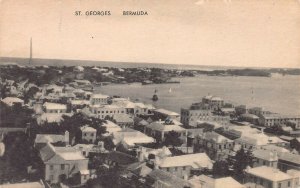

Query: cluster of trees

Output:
[212, 148, 255, 183]
[0, 103, 34, 128]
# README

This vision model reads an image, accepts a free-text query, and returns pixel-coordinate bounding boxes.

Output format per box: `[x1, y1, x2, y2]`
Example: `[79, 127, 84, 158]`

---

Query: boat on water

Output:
[152, 89, 158, 101]
[152, 94, 158, 101]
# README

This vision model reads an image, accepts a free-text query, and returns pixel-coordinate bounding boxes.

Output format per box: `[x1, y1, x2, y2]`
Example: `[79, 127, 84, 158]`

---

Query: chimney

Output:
[98, 141, 104, 150]
[154, 157, 160, 169]
[64, 131, 69, 146]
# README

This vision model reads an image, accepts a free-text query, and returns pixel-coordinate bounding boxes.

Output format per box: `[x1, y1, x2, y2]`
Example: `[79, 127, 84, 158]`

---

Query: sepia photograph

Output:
[0, 0, 300, 187]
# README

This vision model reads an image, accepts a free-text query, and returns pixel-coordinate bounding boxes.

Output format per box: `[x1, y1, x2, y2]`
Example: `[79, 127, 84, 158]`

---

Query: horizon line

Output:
[0, 56, 299, 70]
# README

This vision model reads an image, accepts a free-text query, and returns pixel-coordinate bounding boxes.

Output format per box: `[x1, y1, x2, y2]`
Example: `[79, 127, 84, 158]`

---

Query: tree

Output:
[163, 131, 183, 148]
[102, 136, 115, 151]
[231, 148, 255, 183]
[212, 160, 230, 178]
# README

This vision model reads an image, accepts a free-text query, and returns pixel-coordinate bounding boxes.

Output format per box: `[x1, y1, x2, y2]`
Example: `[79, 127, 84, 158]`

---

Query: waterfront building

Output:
[239, 113, 260, 125]
[258, 113, 300, 129]
[112, 98, 151, 116]
[89, 104, 125, 119]
[180, 102, 212, 127]
[235, 105, 247, 115]
[202, 95, 224, 110]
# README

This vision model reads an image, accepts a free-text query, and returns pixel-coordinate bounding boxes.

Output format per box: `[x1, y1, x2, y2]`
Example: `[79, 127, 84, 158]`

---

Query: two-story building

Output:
[89, 104, 126, 119]
[144, 119, 186, 143]
[180, 102, 211, 127]
[252, 149, 278, 168]
[90, 93, 109, 105]
[43, 102, 67, 113]
[39, 143, 89, 185]
[245, 166, 299, 188]
[278, 152, 300, 172]
[194, 131, 234, 160]
[157, 153, 213, 180]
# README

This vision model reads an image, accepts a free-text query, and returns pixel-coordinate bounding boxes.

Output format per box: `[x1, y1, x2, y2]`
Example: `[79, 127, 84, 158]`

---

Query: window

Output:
[91, 133, 94, 136]
[61, 164, 65, 170]
[50, 165, 53, 170]
[268, 182, 272, 188]
[260, 179, 263, 185]
[263, 161, 266, 165]
[50, 175, 54, 181]
[288, 181, 291, 187]
[166, 168, 169, 171]
[278, 183, 281, 188]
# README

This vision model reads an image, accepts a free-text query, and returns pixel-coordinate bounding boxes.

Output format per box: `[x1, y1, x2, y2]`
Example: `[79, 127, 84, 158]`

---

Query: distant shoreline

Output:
[1, 56, 299, 70]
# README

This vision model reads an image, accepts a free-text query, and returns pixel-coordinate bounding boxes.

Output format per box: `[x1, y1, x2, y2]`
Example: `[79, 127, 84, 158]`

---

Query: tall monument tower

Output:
[29, 37, 32, 65]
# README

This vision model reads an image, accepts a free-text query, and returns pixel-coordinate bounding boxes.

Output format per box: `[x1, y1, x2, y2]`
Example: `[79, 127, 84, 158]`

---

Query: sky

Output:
[0, 0, 300, 68]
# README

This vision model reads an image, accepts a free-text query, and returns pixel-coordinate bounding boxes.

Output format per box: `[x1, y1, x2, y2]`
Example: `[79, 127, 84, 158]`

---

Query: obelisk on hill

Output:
[29, 37, 32, 65]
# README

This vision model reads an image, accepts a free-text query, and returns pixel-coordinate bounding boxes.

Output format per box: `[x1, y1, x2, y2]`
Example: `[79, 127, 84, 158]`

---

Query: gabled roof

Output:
[189, 175, 244, 188]
[113, 130, 154, 146]
[113, 114, 134, 123]
[159, 153, 213, 169]
[253, 149, 278, 161]
[147, 169, 192, 188]
[0, 181, 45, 188]
[43, 102, 67, 110]
[80, 126, 96, 133]
[1, 97, 24, 105]
[245, 166, 292, 181]
[203, 131, 233, 143]
[106, 151, 137, 165]
[146, 121, 185, 132]
[153, 108, 179, 116]
[278, 152, 300, 165]
[126, 162, 152, 177]
[39, 143, 57, 162]
[35, 134, 65, 144]
[91, 93, 109, 99]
